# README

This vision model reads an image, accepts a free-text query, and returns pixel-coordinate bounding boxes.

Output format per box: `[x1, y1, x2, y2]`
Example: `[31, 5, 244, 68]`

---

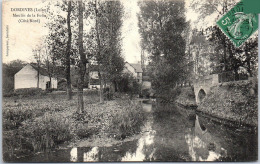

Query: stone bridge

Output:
[193, 74, 219, 104]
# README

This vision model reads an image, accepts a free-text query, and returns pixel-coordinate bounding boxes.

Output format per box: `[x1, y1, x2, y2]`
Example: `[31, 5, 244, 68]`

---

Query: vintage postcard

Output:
[2, 0, 258, 162]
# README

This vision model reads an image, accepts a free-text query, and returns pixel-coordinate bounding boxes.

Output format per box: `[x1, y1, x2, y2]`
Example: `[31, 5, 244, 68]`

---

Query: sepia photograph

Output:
[2, 0, 258, 162]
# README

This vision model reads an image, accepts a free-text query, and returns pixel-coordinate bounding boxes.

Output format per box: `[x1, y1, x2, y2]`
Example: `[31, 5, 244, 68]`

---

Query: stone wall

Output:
[197, 79, 257, 126]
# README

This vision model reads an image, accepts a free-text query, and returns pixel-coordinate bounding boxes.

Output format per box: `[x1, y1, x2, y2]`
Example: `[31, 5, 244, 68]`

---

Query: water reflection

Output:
[83, 147, 99, 162]
[122, 105, 156, 161]
[70, 147, 77, 162]
[141, 101, 153, 113]
[185, 115, 227, 161]
[12, 102, 257, 162]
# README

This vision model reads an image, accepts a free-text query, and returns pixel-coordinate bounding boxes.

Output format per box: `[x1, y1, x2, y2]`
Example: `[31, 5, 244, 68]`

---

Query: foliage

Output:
[93, 0, 125, 103]
[116, 73, 141, 96]
[3, 113, 73, 159]
[138, 0, 188, 94]
[21, 113, 73, 151]
[107, 100, 145, 140]
[3, 60, 27, 94]
[76, 124, 99, 139]
[3, 90, 147, 159]
[190, 0, 258, 77]
[198, 79, 257, 126]
[14, 88, 44, 97]
[205, 25, 258, 77]
[175, 86, 196, 107]
[190, 0, 238, 20]
[140, 88, 150, 98]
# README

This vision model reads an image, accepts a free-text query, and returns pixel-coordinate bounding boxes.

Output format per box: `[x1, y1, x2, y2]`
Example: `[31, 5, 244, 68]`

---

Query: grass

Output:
[3, 90, 146, 160]
[175, 86, 196, 107]
[198, 80, 258, 126]
[107, 99, 146, 140]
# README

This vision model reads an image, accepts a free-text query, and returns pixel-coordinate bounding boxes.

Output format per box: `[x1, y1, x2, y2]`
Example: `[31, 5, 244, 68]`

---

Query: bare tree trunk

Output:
[222, 2, 227, 72]
[77, 0, 87, 113]
[37, 68, 40, 88]
[37, 50, 40, 88]
[98, 65, 104, 103]
[95, 0, 104, 103]
[66, 0, 72, 100]
[245, 42, 252, 77]
[48, 62, 52, 89]
[223, 38, 227, 71]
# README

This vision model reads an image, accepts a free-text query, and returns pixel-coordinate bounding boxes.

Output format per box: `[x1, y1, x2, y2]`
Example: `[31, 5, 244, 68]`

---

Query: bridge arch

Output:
[198, 89, 206, 103]
[193, 74, 219, 104]
[194, 85, 211, 104]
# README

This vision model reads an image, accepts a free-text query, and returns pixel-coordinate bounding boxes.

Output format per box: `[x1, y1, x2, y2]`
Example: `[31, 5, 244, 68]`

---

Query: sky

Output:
[2, 0, 142, 64]
[2, 0, 221, 64]
[2, 0, 49, 63]
[121, 0, 141, 63]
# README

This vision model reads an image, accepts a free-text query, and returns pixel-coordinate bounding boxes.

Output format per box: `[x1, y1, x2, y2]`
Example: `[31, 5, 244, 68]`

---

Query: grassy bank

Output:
[175, 86, 196, 107]
[3, 91, 145, 160]
[197, 79, 257, 126]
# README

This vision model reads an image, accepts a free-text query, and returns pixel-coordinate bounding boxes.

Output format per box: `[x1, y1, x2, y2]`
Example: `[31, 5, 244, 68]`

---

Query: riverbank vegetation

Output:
[175, 87, 196, 107]
[3, 91, 145, 160]
[197, 79, 257, 127]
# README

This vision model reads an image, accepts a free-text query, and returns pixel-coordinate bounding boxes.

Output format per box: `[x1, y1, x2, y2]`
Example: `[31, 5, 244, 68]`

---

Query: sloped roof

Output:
[128, 62, 143, 73]
[29, 63, 49, 76]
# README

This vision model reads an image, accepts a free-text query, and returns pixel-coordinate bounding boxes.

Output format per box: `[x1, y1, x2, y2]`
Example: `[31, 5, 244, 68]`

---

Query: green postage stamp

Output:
[217, 0, 258, 47]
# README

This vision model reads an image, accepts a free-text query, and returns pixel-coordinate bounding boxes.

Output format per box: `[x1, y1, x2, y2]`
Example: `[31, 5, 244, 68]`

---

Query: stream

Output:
[11, 100, 257, 162]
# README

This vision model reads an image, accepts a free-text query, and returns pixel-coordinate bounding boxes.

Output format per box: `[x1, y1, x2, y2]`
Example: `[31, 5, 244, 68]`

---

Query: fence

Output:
[218, 71, 248, 83]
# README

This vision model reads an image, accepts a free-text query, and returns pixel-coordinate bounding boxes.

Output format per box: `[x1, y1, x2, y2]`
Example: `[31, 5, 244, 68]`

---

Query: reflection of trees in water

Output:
[69, 104, 257, 162]
[185, 115, 224, 161]
[121, 111, 156, 161]
[150, 104, 194, 161]
[185, 115, 257, 161]
[71, 140, 140, 162]
[199, 115, 258, 161]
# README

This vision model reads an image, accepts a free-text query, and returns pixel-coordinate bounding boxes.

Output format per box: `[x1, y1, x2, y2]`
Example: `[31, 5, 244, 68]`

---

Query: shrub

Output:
[76, 124, 99, 139]
[141, 89, 151, 98]
[14, 88, 44, 97]
[108, 100, 145, 139]
[3, 91, 17, 97]
[198, 81, 257, 126]
[116, 73, 141, 96]
[3, 106, 51, 131]
[83, 89, 99, 96]
[57, 80, 67, 91]
[3, 113, 72, 158]
[20, 113, 73, 152]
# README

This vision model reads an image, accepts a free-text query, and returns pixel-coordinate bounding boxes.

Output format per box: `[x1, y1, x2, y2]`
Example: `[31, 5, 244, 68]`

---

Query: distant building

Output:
[89, 65, 100, 89]
[124, 62, 143, 83]
[14, 64, 57, 90]
[142, 76, 151, 90]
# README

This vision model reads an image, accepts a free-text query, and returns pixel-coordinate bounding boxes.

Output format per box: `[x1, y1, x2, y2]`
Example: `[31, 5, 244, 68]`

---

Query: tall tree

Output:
[77, 0, 88, 113]
[45, 0, 77, 97]
[94, 0, 104, 103]
[190, 0, 258, 77]
[65, 0, 72, 100]
[32, 47, 43, 88]
[3, 60, 26, 94]
[138, 0, 188, 93]
[94, 0, 124, 103]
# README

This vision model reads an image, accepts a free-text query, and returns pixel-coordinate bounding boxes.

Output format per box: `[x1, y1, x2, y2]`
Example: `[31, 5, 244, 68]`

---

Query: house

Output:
[124, 62, 143, 83]
[14, 63, 58, 90]
[142, 76, 151, 90]
[89, 65, 100, 89]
